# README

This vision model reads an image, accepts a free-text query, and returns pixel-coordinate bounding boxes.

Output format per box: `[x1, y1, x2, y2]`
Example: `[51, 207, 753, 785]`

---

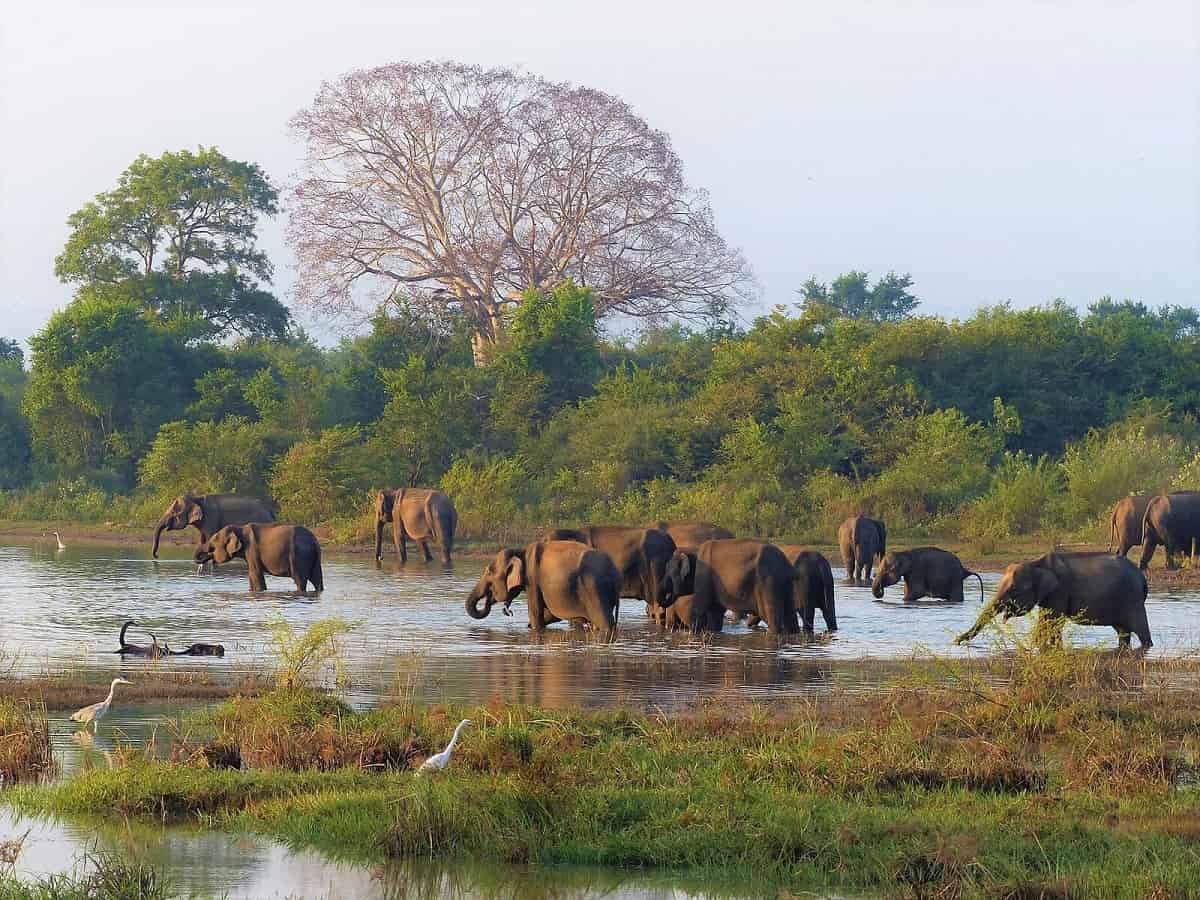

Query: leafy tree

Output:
[270, 426, 372, 523]
[0, 339, 22, 364]
[799, 271, 919, 322]
[138, 417, 276, 501]
[0, 342, 30, 488]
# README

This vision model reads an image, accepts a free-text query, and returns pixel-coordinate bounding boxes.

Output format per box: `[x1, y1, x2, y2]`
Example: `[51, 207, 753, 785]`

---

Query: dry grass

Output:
[0, 700, 53, 783]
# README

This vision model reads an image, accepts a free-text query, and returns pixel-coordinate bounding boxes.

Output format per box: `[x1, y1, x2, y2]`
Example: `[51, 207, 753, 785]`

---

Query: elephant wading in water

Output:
[660, 539, 800, 634]
[838, 515, 886, 585]
[776, 546, 837, 632]
[152, 494, 275, 558]
[955, 552, 1151, 650]
[194, 524, 324, 592]
[1139, 492, 1200, 571]
[871, 548, 983, 603]
[648, 521, 734, 551]
[465, 542, 622, 637]
[544, 526, 675, 623]
[375, 488, 457, 564]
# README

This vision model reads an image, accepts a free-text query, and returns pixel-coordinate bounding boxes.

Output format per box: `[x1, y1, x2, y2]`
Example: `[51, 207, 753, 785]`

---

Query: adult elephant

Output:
[871, 548, 983, 603]
[1108, 495, 1156, 559]
[464, 542, 621, 637]
[375, 488, 457, 564]
[194, 524, 324, 592]
[648, 521, 734, 551]
[1139, 493, 1200, 571]
[544, 526, 675, 622]
[955, 552, 1150, 649]
[777, 545, 837, 632]
[660, 539, 800, 634]
[837, 515, 886, 585]
[152, 494, 275, 558]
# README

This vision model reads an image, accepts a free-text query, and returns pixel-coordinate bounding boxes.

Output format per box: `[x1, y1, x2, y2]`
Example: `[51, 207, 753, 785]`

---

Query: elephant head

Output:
[659, 550, 697, 607]
[465, 549, 526, 619]
[152, 494, 205, 557]
[871, 551, 911, 598]
[194, 526, 247, 567]
[374, 490, 398, 560]
[955, 560, 1058, 643]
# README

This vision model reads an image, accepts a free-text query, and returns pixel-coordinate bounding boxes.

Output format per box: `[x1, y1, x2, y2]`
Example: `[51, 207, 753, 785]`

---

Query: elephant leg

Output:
[1115, 626, 1131, 650]
[247, 560, 268, 592]
[843, 552, 857, 586]
[393, 521, 407, 563]
[418, 539, 433, 562]
[949, 579, 964, 603]
[527, 590, 547, 631]
[900, 577, 917, 603]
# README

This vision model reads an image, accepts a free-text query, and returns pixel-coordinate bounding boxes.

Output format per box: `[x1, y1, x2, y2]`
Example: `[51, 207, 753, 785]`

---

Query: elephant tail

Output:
[425, 493, 448, 557]
[1107, 506, 1118, 553]
[966, 570, 985, 602]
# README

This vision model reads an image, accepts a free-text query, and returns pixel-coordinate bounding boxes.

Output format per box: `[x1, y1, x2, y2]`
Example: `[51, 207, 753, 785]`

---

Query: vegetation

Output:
[0, 851, 173, 900]
[0, 700, 52, 783]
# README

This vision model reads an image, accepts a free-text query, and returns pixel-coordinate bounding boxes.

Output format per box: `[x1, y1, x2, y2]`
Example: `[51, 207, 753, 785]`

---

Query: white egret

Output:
[52, 532, 66, 551]
[415, 719, 471, 775]
[69, 678, 132, 732]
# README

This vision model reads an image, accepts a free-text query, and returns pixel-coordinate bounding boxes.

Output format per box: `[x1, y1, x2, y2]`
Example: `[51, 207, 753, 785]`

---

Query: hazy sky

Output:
[2, 1, 1196, 346]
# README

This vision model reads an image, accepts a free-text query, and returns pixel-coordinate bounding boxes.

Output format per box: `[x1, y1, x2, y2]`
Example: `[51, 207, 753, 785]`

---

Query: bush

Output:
[138, 417, 278, 503]
[440, 456, 532, 543]
[269, 426, 371, 524]
[961, 453, 1063, 541]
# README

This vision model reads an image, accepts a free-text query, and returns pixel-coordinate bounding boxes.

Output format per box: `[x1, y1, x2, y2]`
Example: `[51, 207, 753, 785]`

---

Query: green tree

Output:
[799, 271, 919, 322]
[0, 341, 31, 488]
[138, 417, 276, 501]
[270, 426, 371, 523]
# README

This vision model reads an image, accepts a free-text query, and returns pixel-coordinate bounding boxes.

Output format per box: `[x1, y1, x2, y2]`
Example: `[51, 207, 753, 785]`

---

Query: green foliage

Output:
[137, 417, 276, 502]
[962, 453, 1064, 541]
[0, 349, 31, 489]
[270, 427, 372, 523]
[0, 852, 173, 900]
[440, 456, 530, 542]
[799, 270, 920, 321]
[267, 617, 355, 690]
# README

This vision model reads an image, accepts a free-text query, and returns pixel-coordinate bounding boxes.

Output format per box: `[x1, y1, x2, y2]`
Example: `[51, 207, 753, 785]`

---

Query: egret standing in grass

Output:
[415, 719, 471, 775]
[69, 678, 132, 732]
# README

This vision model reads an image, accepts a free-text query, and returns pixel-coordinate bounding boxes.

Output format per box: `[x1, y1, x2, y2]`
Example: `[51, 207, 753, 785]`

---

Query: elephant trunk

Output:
[152, 516, 171, 558]
[374, 519, 385, 561]
[955, 601, 997, 644]
[465, 587, 495, 620]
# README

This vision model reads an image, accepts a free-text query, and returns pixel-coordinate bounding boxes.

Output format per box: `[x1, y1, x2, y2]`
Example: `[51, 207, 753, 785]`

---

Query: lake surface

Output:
[2, 540, 1199, 711]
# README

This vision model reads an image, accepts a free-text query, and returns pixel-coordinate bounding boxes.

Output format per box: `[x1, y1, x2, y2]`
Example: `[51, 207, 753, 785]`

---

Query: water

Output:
[2, 540, 1198, 711]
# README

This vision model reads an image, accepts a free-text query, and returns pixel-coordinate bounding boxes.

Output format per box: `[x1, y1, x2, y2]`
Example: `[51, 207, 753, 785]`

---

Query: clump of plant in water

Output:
[0, 850, 173, 900]
[266, 616, 355, 689]
[0, 700, 53, 783]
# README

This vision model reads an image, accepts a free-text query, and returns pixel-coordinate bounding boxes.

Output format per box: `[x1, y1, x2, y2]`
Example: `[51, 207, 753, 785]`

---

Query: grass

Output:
[11, 649, 1200, 897]
[0, 851, 173, 900]
[0, 701, 52, 783]
[0, 672, 266, 712]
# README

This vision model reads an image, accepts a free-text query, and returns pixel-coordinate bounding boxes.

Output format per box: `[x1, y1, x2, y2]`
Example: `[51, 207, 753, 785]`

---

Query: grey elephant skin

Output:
[194, 524, 324, 592]
[375, 488, 457, 563]
[837, 515, 887, 584]
[776, 545, 837, 631]
[871, 548, 983, 603]
[955, 552, 1150, 649]
[465, 541, 621, 637]
[1139, 492, 1200, 571]
[648, 520, 734, 551]
[544, 526, 675, 623]
[152, 493, 275, 558]
[661, 539, 800, 634]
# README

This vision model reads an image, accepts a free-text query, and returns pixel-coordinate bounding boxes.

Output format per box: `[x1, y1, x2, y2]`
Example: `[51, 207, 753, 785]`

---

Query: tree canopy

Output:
[799, 271, 920, 322]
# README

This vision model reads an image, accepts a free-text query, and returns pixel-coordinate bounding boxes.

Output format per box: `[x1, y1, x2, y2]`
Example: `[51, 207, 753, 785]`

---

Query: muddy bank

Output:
[0, 672, 266, 711]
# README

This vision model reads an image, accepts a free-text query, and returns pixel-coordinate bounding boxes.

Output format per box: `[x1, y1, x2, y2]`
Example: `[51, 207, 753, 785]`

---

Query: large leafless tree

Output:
[288, 61, 755, 361]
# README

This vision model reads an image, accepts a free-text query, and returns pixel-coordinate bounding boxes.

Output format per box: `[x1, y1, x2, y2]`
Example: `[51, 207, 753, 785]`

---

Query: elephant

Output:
[194, 524, 324, 592]
[662, 591, 725, 631]
[660, 539, 800, 634]
[152, 493, 275, 558]
[837, 515, 886, 585]
[955, 552, 1151, 649]
[776, 546, 838, 632]
[465, 541, 621, 637]
[375, 488, 457, 564]
[1108, 495, 1156, 559]
[870, 548, 983, 604]
[1139, 492, 1200, 570]
[648, 520, 734, 551]
[543, 526, 676, 622]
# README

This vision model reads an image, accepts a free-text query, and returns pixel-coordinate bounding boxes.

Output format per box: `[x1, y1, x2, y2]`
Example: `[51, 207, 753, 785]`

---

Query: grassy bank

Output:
[0, 672, 267, 713]
[11, 650, 1200, 898]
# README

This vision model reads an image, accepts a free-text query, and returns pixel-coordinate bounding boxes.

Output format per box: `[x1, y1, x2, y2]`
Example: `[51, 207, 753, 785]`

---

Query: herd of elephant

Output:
[147, 488, 1169, 650]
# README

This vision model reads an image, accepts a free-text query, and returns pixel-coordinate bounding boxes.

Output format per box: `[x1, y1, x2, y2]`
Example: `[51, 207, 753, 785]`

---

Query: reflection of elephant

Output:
[871, 548, 983, 603]
[544, 526, 675, 622]
[661, 540, 799, 634]
[648, 521, 734, 550]
[777, 546, 837, 632]
[194, 524, 324, 592]
[1139, 493, 1200, 570]
[152, 493, 275, 558]
[375, 488, 457, 563]
[465, 542, 620, 636]
[955, 552, 1150, 649]
[837, 515, 886, 585]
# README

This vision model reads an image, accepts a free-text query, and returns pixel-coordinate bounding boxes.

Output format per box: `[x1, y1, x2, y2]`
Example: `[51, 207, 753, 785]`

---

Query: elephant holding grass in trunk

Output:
[375, 488, 457, 564]
[838, 516, 886, 585]
[465, 542, 621, 637]
[544, 526, 676, 623]
[648, 521, 734, 551]
[1139, 492, 1200, 571]
[194, 524, 324, 592]
[871, 548, 983, 603]
[955, 552, 1150, 649]
[152, 494, 275, 558]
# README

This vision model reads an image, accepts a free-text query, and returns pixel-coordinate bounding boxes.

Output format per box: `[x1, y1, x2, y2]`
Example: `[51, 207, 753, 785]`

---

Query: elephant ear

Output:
[224, 529, 243, 557]
[188, 503, 204, 525]
[678, 552, 692, 580]
[505, 554, 525, 591]
[1032, 567, 1060, 606]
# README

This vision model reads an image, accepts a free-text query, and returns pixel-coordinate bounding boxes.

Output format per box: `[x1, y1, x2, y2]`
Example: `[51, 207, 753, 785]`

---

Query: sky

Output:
[1, 0, 1197, 346]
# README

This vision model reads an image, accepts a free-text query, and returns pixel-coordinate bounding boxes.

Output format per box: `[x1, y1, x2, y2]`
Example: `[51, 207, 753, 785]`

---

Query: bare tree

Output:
[288, 61, 755, 362]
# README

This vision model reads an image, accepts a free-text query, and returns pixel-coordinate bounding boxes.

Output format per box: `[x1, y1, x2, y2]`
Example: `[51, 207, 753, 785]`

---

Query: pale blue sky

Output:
[2, 0, 1196, 345]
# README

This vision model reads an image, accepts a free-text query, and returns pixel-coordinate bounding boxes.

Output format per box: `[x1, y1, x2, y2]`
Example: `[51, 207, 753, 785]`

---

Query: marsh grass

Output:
[266, 616, 355, 690]
[0, 701, 52, 783]
[0, 671, 267, 712]
[0, 851, 173, 900]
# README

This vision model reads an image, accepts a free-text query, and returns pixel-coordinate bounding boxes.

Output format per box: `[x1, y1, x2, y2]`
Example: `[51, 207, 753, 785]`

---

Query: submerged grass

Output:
[13, 648, 1200, 897]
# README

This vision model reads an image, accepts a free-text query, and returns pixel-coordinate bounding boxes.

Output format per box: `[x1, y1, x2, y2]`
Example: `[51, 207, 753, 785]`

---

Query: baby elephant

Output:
[871, 548, 983, 603]
[195, 524, 324, 592]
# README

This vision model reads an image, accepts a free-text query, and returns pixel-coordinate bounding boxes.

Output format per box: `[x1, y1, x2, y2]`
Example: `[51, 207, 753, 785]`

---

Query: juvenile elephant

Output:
[648, 521, 734, 551]
[660, 540, 799, 634]
[838, 516, 886, 585]
[544, 526, 676, 622]
[152, 493, 275, 558]
[955, 552, 1150, 649]
[1139, 493, 1200, 571]
[871, 548, 983, 603]
[375, 488, 457, 563]
[465, 541, 621, 637]
[777, 546, 838, 632]
[194, 524, 324, 592]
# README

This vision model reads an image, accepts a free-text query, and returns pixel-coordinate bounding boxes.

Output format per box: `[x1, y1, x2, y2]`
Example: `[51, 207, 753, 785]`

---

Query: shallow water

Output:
[2, 540, 1198, 711]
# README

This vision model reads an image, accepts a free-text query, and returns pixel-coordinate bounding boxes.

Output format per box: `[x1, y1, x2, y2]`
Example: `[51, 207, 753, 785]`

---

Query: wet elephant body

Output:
[152, 493, 275, 558]
[661, 539, 800, 634]
[838, 515, 886, 585]
[375, 488, 457, 563]
[871, 548, 983, 604]
[544, 525, 676, 622]
[956, 551, 1150, 649]
[194, 523, 324, 592]
[649, 521, 734, 551]
[776, 546, 837, 632]
[1109, 495, 1155, 559]
[1139, 493, 1200, 571]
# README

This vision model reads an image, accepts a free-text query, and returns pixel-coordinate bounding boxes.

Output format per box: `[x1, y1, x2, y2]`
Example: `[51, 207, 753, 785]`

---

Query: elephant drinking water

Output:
[871, 548, 983, 603]
[152, 493, 275, 558]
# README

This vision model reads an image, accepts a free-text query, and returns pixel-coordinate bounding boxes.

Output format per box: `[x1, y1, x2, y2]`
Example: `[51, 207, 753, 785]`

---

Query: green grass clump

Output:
[0, 700, 52, 783]
[0, 852, 171, 900]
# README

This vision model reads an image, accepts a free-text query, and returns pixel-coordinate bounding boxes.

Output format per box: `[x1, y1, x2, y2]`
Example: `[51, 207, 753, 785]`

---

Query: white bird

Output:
[415, 719, 471, 775]
[69, 678, 132, 732]
[52, 531, 66, 551]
